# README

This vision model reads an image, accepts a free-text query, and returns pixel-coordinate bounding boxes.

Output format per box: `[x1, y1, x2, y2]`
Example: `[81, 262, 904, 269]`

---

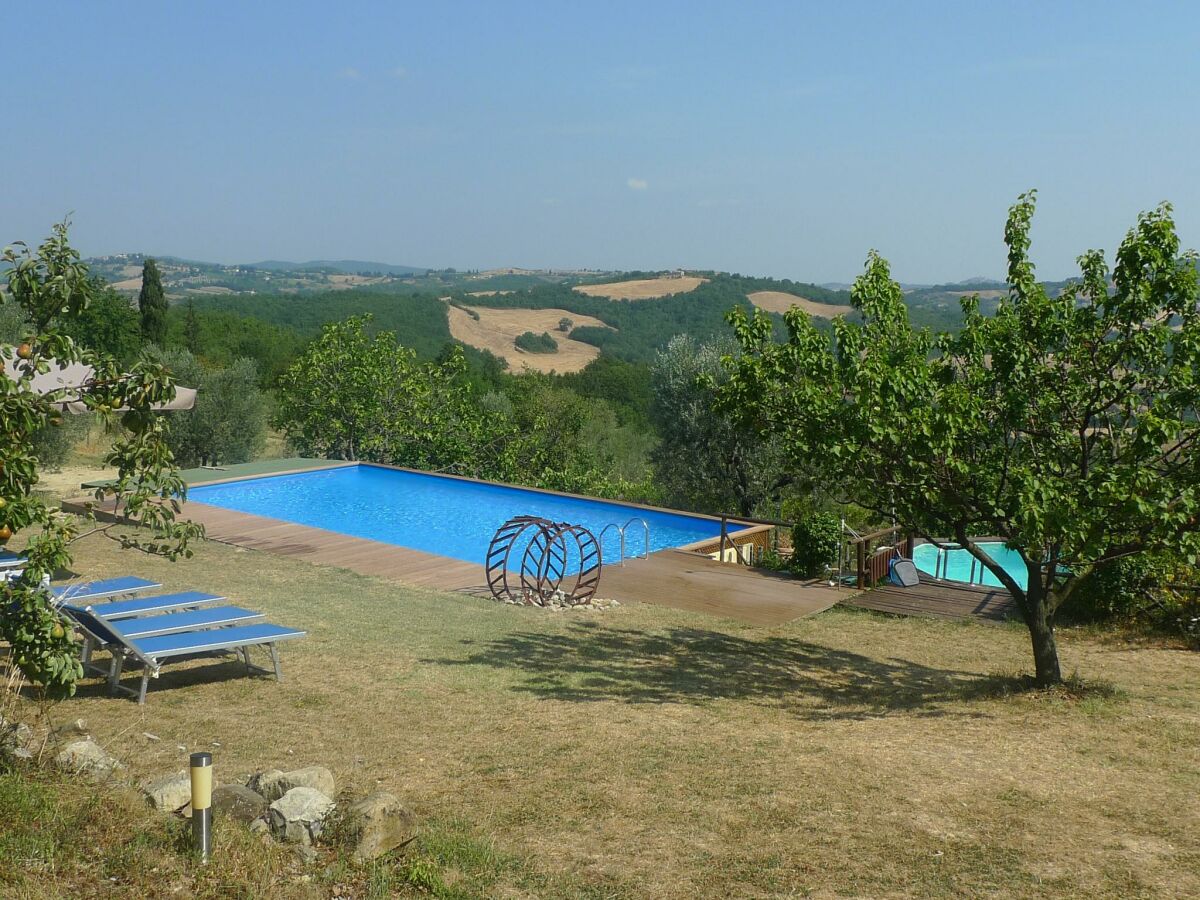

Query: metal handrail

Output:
[598, 518, 652, 567]
[621, 517, 650, 561]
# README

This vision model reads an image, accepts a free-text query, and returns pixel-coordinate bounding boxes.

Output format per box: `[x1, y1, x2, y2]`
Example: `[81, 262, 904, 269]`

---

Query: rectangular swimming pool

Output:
[187, 464, 733, 566]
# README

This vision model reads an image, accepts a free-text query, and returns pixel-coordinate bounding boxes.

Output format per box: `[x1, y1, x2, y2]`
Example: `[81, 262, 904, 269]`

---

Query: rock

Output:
[268, 787, 335, 845]
[12, 747, 32, 760]
[55, 738, 123, 781]
[0, 718, 33, 750]
[248, 816, 270, 835]
[141, 770, 193, 812]
[293, 844, 319, 865]
[342, 792, 416, 860]
[212, 784, 268, 824]
[247, 769, 286, 800]
[251, 766, 335, 803]
[50, 719, 88, 741]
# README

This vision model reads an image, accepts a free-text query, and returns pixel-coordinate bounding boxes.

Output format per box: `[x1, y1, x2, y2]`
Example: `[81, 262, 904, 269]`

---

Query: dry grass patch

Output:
[574, 276, 707, 301]
[446, 305, 611, 374]
[747, 290, 854, 318]
[5, 533, 1199, 897]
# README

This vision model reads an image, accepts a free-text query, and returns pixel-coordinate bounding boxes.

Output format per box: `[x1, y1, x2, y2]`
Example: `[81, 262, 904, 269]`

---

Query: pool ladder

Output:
[931, 544, 985, 585]
[598, 517, 650, 566]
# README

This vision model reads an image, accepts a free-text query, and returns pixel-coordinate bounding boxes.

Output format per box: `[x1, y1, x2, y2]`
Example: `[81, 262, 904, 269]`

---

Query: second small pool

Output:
[911, 541, 1028, 590]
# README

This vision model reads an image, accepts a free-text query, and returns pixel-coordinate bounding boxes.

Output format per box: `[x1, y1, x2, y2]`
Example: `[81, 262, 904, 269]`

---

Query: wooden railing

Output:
[853, 525, 914, 589]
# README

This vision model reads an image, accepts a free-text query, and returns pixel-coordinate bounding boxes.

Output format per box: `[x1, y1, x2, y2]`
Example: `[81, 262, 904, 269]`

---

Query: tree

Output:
[1, 225, 201, 697]
[138, 258, 167, 344]
[183, 297, 200, 353]
[719, 192, 1200, 685]
[63, 278, 143, 363]
[274, 315, 482, 468]
[651, 335, 788, 517]
[157, 349, 268, 467]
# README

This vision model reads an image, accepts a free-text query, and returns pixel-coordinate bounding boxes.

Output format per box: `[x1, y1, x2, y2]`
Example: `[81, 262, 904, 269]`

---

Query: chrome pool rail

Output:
[598, 517, 651, 567]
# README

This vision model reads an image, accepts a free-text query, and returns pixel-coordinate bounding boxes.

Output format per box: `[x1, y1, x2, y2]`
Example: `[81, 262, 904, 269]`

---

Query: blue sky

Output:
[4, 1, 1198, 282]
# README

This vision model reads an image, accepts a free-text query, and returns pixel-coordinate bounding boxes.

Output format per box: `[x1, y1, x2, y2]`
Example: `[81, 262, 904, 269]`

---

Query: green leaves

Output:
[718, 192, 1200, 683]
[0, 225, 202, 696]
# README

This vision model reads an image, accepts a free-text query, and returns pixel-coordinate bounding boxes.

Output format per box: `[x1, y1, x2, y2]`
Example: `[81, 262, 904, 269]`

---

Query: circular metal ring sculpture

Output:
[485, 516, 603, 606]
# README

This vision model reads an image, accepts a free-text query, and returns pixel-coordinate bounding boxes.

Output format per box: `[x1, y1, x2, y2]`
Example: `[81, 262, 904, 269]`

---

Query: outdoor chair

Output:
[62, 603, 306, 705]
[59, 591, 228, 675]
[50, 576, 161, 603]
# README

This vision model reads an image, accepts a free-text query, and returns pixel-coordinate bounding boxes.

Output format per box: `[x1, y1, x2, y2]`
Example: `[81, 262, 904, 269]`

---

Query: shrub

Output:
[156, 349, 268, 467]
[1067, 555, 1168, 623]
[558, 317, 574, 332]
[30, 413, 92, 470]
[790, 512, 841, 578]
[514, 331, 558, 353]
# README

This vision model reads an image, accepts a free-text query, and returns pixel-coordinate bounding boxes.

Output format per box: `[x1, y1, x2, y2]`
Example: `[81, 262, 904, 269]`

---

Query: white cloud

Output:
[337, 67, 363, 80]
[626, 178, 648, 191]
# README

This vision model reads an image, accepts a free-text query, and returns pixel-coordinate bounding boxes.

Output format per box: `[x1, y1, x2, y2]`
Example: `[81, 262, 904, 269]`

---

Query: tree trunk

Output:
[1024, 576, 1062, 686]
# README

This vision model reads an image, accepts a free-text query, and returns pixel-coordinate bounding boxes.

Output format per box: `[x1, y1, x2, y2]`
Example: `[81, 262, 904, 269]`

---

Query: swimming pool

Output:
[187, 465, 732, 566]
[911, 541, 1028, 590]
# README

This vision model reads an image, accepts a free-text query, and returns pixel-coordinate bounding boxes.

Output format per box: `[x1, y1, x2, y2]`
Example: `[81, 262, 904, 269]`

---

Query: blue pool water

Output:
[912, 541, 1028, 590]
[188, 465, 729, 566]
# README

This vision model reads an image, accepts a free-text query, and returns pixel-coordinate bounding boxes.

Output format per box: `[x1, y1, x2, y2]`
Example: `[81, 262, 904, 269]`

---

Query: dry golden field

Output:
[747, 290, 854, 318]
[445, 304, 612, 373]
[573, 276, 707, 301]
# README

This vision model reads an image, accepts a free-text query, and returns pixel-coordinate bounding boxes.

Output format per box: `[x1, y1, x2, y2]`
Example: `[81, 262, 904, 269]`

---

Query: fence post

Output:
[856, 540, 866, 589]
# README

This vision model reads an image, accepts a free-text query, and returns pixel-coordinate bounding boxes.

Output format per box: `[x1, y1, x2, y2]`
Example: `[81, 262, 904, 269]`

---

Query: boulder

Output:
[55, 738, 123, 781]
[247, 768, 286, 800]
[50, 719, 89, 741]
[269, 787, 335, 845]
[0, 716, 33, 751]
[342, 792, 416, 860]
[212, 784, 268, 824]
[141, 770, 193, 812]
[251, 766, 335, 803]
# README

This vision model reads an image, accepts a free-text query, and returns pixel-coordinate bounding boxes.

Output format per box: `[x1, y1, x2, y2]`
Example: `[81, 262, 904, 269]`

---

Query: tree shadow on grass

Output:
[425, 621, 1017, 721]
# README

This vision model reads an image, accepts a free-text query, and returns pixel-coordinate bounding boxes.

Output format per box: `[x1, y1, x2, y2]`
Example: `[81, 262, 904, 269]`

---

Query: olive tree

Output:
[719, 192, 1200, 685]
[652, 334, 788, 517]
[1, 224, 202, 697]
[157, 349, 267, 467]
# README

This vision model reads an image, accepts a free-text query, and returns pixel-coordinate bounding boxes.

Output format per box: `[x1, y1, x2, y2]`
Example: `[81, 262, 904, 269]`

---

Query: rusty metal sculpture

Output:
[485, 516, 602, 606]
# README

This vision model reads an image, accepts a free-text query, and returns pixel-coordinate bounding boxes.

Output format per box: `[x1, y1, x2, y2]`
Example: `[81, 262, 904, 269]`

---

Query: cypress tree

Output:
[138, 258, 168, 344]
[184, 297, 200, 353]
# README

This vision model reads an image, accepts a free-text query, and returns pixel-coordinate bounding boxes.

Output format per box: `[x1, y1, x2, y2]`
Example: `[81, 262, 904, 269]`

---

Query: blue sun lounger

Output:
[60, 591, 227, 675]
[68, 590, 226, 621]
[51, 576, 161, 603]
[65, 604, 305, 704]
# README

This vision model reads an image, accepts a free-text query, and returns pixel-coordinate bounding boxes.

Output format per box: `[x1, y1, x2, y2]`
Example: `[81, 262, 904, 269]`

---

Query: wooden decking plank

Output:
[842, 578, 1018, 623]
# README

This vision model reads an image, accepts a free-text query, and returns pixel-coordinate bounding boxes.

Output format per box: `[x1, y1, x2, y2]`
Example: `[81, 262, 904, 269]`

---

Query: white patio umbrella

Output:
[2, 358, 197, 413]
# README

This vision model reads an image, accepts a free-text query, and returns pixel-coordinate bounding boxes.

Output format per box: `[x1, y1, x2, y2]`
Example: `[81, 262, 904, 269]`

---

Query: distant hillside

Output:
[247, 259, 425, 276]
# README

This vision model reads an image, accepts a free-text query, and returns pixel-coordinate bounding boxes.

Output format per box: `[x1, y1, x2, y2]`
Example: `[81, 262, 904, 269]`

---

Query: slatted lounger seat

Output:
[74, 590, 226, 621]
[51, 576, 161, 603]
[62, 591, 227, 674]
[65, 606, 306, 705]
[117, 606, 264, 640]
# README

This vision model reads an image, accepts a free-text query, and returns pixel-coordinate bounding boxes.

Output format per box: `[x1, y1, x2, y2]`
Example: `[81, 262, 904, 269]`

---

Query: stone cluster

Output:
[1, 714, 415, 862]
[500, 589, 621, 611]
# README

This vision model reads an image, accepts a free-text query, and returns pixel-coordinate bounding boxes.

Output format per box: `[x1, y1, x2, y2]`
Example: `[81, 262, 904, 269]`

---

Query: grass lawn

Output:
[4, 531, 1200, 897]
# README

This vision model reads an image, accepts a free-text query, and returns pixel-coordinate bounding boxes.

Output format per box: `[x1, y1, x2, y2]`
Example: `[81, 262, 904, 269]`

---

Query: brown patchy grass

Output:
[747, 290, 854, 318]
[445, 304, 611, 374]
[573, 276, 707, 301]
[5, 532, 1200, 897]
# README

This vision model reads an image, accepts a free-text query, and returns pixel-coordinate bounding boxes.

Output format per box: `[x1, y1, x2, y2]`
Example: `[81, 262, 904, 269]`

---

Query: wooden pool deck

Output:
[63, 496, 845, 626]
[842, 578, 1019, 623]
